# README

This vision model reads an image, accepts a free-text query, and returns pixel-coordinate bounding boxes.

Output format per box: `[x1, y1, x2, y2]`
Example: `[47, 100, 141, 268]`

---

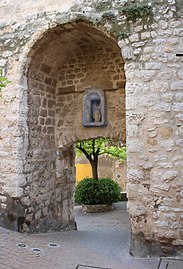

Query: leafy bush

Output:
[75, 177, 121, 205]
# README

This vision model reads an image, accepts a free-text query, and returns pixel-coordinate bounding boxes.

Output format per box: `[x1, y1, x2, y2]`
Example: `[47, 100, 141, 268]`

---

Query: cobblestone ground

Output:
[0, 202, 160, 269]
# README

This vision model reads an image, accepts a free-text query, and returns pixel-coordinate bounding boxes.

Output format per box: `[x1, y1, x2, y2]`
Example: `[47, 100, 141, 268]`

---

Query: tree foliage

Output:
[76, 138, 126, 161]
[76, 138, 126, 179]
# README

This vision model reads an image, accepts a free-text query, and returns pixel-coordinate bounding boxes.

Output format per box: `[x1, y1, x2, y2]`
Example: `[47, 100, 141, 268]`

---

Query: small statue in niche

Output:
[92, 101, 101, 122]
[82, 88, 106, 127]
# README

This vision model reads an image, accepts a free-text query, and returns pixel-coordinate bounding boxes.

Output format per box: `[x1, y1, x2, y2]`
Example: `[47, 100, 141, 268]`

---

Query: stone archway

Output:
[21, 22, 126, 233]
[0, 0, 183, 258]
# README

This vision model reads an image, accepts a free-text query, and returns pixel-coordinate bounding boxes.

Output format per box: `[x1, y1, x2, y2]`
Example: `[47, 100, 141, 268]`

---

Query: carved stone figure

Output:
[93, 101, 101, 122]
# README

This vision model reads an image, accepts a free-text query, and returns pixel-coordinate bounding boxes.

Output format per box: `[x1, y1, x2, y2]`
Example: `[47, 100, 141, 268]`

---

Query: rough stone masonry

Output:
[0, 0, 183, 257]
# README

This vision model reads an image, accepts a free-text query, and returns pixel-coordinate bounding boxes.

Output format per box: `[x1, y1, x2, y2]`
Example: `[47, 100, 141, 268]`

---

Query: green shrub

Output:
[75, 177, 121, 205]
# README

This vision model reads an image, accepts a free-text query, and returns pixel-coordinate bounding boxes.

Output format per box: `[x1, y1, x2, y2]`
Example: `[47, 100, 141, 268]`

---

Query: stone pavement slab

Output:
[157, 258, 183, 269]
[76, 265, 109, 269]
[0, 202, 182, 269]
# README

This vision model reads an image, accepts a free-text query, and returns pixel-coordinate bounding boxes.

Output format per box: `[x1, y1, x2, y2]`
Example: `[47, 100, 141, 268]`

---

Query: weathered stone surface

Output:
[82, 204, 112, 213]
[127, 169, 144, 184]
[0, 0, 182, 258]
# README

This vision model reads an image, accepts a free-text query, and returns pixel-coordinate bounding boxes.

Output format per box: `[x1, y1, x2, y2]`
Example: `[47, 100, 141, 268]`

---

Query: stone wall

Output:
[23, 22, 126, 232]
[0, 19, 126, 233]
[122, 4, 183, 256]
[0, 0, 183, 257]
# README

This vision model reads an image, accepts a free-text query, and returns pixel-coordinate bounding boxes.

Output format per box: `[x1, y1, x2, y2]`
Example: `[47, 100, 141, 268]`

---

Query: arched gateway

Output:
[0, 0, 183, 258]
[25, 22, 126, 232]
[1, 22, 126, 232]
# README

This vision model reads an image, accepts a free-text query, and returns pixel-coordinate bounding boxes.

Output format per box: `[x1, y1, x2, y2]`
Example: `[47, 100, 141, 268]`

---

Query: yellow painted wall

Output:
[75, 164, 92, 183]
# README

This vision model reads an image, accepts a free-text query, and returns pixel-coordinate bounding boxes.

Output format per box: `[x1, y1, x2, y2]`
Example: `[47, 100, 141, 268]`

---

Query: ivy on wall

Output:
[101, 3, 153, 40]
[0, 69, 10, 97]
[119, 3, 153, 22]
[71, 1, 153, 41]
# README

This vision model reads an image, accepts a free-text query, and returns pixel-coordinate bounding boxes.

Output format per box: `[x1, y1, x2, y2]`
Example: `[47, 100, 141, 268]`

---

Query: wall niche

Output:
[83, 88, 107, 127]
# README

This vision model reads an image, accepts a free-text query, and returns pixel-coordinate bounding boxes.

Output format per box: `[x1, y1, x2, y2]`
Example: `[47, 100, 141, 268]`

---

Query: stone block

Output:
[57, 86, 75, 94]
[132, 41, 145, 47]
[159, 126, 173, 139]
[162, 93, 174, 103]
[82, 204, 112, 213]
[48, 100, 55, 108]
[170, 81, 182, 91]
[48, 110, 55, 117]
[141, 32, 150, 40]
[172, 103, 183, 112]
[21, 196, 31, 206]
[0, 195, 7, 202]
[127, 169, 144, 183]
[40, 64, 51, 75]
[145, 62, 162, 70]
[129, 34, 139, 43]
[40, 109, 47, 117]
[163, 213, 176, 221]
[139, 70, 156, 81]
[126, 96, 137, 110]
[35, 210, 42, 220]
[162, 171, 178, 182]
[47, 127, 54, 134]
[30, 69, 44, 82]
[154, 184, 170, 191]
[127, 140, 144, 153]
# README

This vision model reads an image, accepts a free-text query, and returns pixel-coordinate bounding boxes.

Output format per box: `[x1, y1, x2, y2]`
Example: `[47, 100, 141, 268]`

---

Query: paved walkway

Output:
[0, 202, 182, 269]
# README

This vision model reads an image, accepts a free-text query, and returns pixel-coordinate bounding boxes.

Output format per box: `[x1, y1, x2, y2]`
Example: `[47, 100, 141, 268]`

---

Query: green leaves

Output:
[76, 138, 126, 162]
[0, 75, 11, 94]
[120, 3, 152, 22]
[75, 177, 121, 205]
[99, 143, 127, 162]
